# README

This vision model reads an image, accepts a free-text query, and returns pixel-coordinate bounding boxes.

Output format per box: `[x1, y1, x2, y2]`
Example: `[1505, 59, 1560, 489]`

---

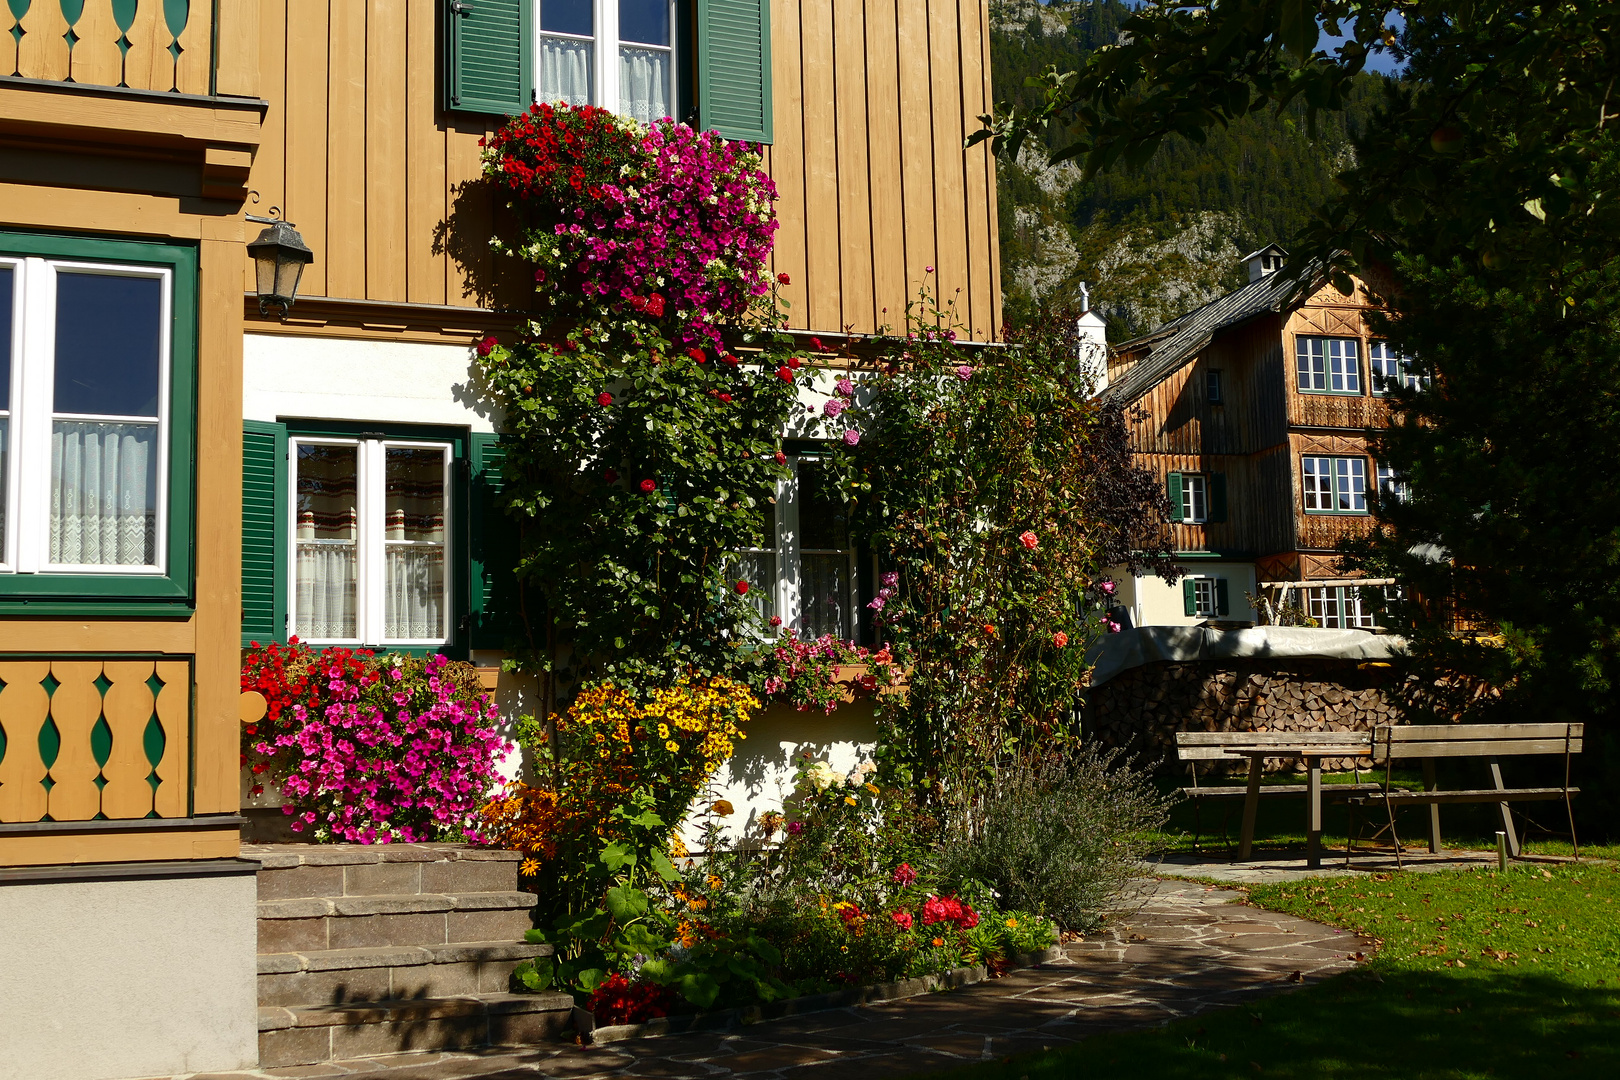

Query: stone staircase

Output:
[246, 843, 574, 1068]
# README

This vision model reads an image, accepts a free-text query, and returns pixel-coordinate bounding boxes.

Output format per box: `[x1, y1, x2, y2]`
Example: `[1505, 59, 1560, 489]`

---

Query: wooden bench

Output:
[1176, 731, 1381, 863]
[1350, 723, 1583, 865]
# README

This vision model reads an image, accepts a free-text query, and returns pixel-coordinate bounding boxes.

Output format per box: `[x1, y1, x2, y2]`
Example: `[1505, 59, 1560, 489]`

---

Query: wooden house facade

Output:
[1102, 247, 1411, 630]
[0, 2, 999, 1076]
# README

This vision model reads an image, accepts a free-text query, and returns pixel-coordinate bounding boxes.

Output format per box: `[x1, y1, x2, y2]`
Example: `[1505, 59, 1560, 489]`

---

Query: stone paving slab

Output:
[170, 878, 1372, 1080]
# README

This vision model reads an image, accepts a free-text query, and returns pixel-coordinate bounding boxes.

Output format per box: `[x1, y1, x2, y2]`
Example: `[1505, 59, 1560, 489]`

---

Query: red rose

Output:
[688, 348, 707, 363]
[640, 479, 657, 493]
[722, 353, 740, 366]
[597, 392, 613, 407]
[476, 335, 498, 357]
[605, 469, 619, 483]
[777, 272, 791, 285]
[775, 450, 787, 464]
[777, 366, 793, 382]
[735, 580, 749, 595]
[810, 337, 825, 352]
[719, 392, 732, 403]
[787, 356, 802, 370]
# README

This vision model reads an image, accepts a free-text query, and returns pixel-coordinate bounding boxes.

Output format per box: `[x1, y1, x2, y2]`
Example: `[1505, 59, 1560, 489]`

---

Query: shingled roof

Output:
[1104, 263, 1320, 404]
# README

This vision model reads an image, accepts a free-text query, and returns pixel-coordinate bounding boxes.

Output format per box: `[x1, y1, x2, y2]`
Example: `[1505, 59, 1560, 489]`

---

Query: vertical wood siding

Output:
[249, 0, 999, 339]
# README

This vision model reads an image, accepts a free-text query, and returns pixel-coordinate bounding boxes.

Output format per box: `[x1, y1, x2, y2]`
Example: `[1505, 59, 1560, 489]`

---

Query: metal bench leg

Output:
[1489, 759, 1521, 858]
[1421, 758, 1442, 853]
[1564, 752, 1580, 861]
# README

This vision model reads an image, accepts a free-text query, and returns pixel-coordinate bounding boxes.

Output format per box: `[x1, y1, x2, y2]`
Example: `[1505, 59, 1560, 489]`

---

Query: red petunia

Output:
[640, 479, 657, 493]
[688, 348, 707, 363]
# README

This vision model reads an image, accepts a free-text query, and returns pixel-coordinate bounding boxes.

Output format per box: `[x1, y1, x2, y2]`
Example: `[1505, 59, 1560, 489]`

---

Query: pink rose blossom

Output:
[842, 429, 861, 447]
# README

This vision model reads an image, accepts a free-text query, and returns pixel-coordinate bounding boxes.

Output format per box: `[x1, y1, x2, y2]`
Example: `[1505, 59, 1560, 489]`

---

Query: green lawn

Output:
[1148, 770, 1620, 862]
[927, 862, 1620, 1079]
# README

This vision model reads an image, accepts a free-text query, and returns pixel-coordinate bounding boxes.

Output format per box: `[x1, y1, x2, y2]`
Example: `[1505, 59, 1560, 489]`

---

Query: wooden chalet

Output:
[1102, 246, 1416, 630]
[0, 1, 1000, 1076]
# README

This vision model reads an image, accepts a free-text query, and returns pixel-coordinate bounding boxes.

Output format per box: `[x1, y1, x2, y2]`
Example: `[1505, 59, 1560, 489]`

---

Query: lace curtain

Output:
[49, 421, 157, 566]
[295, 543, 357, 640]
[541, 38, 592, 106]
[619, 47, 670, 123]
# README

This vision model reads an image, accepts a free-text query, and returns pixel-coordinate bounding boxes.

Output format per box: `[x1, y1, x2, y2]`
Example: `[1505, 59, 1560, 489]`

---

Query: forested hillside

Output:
[991, 0, 1383, 337]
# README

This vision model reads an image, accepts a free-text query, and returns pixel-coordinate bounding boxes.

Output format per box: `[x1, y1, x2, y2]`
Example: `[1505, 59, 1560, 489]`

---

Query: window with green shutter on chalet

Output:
[445, 0, 772, 143]
[1166, 472, 1226, 525]
[241, 422, 527, 655]
[1182, 576, 1230, 618]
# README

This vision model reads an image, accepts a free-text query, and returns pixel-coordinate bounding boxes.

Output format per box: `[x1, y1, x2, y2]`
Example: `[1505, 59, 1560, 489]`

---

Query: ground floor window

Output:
[1182, 575, 1230, 618]
[1306, 585, 1380, 629]
[291, 436, 451, 646]
[733, 452, 859, 639]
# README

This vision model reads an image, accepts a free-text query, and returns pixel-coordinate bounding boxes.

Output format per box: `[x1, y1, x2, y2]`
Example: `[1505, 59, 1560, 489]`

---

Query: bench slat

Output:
[1183, 783, 1383, 799]
[1385, 723, 1583, 741]
[1356, 787, 1578, 805]
[1177, 731, 1374, 746]
[1377, 739, 1582, 760]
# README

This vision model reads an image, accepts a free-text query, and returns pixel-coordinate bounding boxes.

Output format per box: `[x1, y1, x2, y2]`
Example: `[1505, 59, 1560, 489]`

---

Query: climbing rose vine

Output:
[483, 103, 777, 351]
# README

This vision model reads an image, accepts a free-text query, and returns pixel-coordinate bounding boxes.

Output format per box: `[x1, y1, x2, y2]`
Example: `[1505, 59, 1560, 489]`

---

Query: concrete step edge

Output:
[257, 941, 552, 974]
[258, 891, 537, 919]
[274, 991, 574, 1029]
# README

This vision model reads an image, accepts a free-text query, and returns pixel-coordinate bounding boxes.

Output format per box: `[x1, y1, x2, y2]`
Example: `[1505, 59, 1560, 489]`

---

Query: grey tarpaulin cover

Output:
[1087, 626, 1409, 688]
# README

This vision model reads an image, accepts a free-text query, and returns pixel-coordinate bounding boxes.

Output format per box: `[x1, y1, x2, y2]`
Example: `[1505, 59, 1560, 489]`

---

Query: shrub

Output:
[242, 641, 510, 843]
[938, 747, 1173, 932]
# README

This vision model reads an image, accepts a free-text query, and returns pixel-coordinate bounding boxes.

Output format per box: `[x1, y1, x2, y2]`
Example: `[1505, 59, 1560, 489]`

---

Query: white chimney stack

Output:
[1242, 243, 1288, 282]
[1075, 282, 1108, 394]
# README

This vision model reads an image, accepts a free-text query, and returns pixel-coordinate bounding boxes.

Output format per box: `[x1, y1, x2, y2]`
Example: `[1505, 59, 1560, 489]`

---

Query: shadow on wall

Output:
[690, 700, 881, 847]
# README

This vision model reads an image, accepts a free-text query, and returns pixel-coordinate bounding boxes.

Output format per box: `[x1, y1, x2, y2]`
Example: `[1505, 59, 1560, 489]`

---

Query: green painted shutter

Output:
[1167, 472, 1184, 523]
[469, 432, 523, 650]
[446, 0, 531, 115]
[1183, 578, 1197, 617]
[242, 421, 287, 646]
[1216, 578, 1230, 617]
[697, 0, 773, 143]
[1209, 473, 1227, 523]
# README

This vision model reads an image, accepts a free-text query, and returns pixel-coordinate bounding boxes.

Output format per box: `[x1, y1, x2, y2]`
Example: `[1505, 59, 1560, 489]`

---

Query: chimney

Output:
[1242, 244, 1287, 282]
[1075, 281, 1108, 394]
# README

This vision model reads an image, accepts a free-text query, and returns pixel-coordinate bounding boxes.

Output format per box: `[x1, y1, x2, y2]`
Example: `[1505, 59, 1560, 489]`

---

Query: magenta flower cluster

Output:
[253, 654, 512, 844]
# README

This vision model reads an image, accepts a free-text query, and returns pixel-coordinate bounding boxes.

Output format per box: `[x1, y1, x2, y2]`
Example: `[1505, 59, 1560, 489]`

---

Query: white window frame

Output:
[289, 436, 453, 647]
[1180, 472, 1209, 524]
[534, 0, 678, 119]
[1302, 455, 1367, 514]
[1296, 336, 1362, 394]
[1307, 585, 1378, 629]
[1376, 463, 1409, 503]
[0, 256, 172, 576]
[1369, 341, 1427, 394]
[1191, 577, 1218, 617]
[743, 453, 860, 640]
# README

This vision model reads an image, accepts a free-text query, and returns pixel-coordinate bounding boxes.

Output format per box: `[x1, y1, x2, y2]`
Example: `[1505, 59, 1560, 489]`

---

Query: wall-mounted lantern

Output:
[247, 215, 315, 316]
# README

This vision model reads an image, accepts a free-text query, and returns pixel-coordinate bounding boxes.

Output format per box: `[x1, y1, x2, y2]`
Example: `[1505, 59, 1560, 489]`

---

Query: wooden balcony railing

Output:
[0, 658, 191, 823]
[1298, 514, 1373, 552]
[3, 0, 213, 96]
[1292, 393, 1391, 430]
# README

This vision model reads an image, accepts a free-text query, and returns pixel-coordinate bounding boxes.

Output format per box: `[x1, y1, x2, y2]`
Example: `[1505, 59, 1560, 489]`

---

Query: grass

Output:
[1147, 769, 1620, 862]
[926, 862, 1620, 1079]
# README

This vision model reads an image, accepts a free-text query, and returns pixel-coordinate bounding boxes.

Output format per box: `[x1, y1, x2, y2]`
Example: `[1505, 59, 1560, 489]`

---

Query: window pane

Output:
[798, 461, 850, 550]
[541, 37, 593, 105]
[1184, 474, 1206, 522]
[54, 272, 162, 418]
[50, 421, 158, 566]
[541, 0, 593, 35]
[729, 550, 776, 624]
[620, 46, 671, 123]
[0, 266, 12, 413]
[295, 444, 358, 639]
[800, 553, 852, 639]
[384, 448, 446, 640]
[620, 0, 669, 44]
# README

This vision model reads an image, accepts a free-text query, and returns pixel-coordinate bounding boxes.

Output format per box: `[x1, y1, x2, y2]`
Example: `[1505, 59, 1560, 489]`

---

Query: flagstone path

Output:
[184, 878, 1373, 1080]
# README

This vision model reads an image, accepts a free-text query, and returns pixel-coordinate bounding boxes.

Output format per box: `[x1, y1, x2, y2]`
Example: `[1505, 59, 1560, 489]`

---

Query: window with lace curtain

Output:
[537, 0, 677, 124]
[290, 437, 451, 646]
[731, 454, 859, 641]
[0, 244, 191, 590]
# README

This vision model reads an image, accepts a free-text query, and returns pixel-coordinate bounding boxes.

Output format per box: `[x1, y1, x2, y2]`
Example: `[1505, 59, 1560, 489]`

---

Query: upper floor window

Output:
[0, 254, 174, 576]
[1302, 455, 1367, 514]
[291, 436, 451, 645]
[733, 454, 859, 640]
[1296, 336, 1361, 394]
[538, 0, 676, 124]
[1377, 463, 1409, 503]
[1167, 471, 1226, 525]
[1369, 341, 1428, 394]
[1206, 369, 1224, 404]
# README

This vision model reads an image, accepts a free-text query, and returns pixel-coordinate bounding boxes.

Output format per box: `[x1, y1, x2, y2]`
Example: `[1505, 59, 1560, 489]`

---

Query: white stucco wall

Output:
[1116, 560, 1260, 628]
[0, 870, 259, 1079]
[244, 333, 498, 430]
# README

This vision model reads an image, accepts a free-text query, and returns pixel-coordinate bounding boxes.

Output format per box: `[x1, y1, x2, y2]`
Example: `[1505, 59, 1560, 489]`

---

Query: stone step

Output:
[257, 991, 575, 1068]
[258, 891, 537, 953]
[248, 842, 523, 900]
[257, 940, 555, 1007]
